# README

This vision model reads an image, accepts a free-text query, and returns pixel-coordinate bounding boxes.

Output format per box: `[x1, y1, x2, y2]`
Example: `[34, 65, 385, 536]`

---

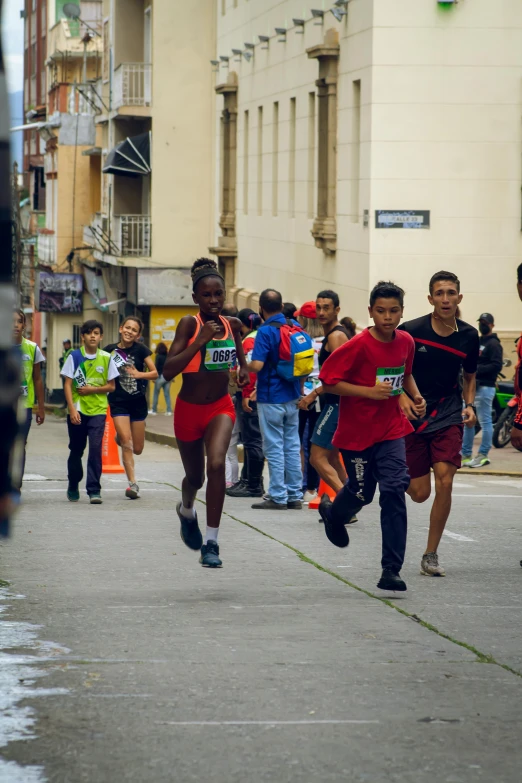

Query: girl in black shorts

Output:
[104, 317, 158, 499]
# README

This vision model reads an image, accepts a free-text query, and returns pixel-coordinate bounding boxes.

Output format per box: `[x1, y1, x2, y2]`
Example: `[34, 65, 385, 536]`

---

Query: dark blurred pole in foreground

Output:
[0, 0, 21, 538]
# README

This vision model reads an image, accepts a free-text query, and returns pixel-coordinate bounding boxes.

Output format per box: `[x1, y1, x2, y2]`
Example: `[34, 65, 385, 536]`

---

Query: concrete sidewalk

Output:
[145, 409, 522, 475]
[0, 418, 521, 782]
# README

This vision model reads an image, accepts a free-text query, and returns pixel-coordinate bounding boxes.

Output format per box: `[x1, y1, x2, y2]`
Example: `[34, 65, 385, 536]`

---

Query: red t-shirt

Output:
[319, 328, 415, 451]
[242, 332, 258, 399]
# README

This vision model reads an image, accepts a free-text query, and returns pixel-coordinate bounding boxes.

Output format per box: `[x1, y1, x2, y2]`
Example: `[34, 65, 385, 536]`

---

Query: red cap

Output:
[294, 301, 317, 319]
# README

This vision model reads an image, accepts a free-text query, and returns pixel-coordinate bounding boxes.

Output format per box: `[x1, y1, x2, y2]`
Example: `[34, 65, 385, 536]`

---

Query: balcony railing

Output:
[85, 213, 151, 258]
[114, 215, 151, 257]
[113, 63, 152, 109]
[68, 82, 101, 115]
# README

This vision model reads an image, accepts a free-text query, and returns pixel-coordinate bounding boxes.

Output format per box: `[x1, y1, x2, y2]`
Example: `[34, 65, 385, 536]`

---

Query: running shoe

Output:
[125, 483, 140, 500]
[226, 481, 250, 497]
[251, 499, 288, 510]
[67, 487, 80, 502]
[148, 410, 157, 415]
[303, 490, 317, 503]
[89, 493, 103, 504]
[287, 500, 303, 510]
[176, 501, 203, 551]
[318, 494, 349, 548]
[469, 456, 491, 468]
[420, 551, 446, 577]
[461, 456, 473, 467]
[377, 569, 407, 591]
[164, 411, 172, 416]
[200, 540, 223, 568]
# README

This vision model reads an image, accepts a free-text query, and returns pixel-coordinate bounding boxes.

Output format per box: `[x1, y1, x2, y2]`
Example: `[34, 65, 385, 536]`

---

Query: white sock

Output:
[181, 503, 196, 519]
[205, 526, 219, 544]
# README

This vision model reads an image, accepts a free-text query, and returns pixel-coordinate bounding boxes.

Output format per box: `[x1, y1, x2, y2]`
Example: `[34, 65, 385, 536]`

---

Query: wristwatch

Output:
[466, 403, 477, 415]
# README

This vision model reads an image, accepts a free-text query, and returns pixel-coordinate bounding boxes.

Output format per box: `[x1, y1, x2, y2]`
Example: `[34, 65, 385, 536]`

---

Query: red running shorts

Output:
[405, 424, 464, 480]
[174, 395, 236, 442]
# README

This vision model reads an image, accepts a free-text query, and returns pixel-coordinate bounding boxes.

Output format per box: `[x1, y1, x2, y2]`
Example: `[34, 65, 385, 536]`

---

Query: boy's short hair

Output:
[81, 319, 104, 336]
[429, 270, 460, 295]
[369, 281, 405, 309]
[316, 289, 340, 308]
[517, 263, 522, 284]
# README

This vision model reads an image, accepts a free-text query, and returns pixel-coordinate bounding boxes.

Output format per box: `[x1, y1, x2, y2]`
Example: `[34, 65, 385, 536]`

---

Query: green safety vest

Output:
[71, 347, 111, 416]
[20, 337, 37, 409]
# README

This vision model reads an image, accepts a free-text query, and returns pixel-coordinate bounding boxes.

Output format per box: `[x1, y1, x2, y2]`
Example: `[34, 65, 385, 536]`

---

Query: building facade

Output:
[213, 0, 522, 363]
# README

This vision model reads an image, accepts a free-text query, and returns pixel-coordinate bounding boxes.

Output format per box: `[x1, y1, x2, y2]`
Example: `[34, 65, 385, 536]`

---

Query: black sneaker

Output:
[176, 501, 203, 551]
[225, 480, 246, 496]
[319, 494, 349, 548]
[251, 498, 288, 510]
[67, 487, 80, 502]
[226, 482, 250, 498]
[377, 569, 407, 592]
[200, 540, 223, 568]
[287, 500, 302, 510]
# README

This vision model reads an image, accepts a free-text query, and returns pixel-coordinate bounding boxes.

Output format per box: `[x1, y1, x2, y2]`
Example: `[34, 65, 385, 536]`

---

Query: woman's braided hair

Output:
[191, 258, 224, 292]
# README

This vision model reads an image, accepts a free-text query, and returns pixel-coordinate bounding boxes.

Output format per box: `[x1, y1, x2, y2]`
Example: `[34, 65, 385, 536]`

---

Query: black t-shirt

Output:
[104, 342, 152, 402]
[398, 314, 479, 434]
[318, 325, 351, 407]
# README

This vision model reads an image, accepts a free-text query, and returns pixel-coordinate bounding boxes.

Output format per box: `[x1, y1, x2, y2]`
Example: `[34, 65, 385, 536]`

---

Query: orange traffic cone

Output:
[102, 414, 125, 474]
[308, 478, 336, 509]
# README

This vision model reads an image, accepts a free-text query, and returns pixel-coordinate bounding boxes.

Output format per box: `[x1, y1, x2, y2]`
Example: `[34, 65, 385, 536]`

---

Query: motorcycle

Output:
[493, 392, 519, 448]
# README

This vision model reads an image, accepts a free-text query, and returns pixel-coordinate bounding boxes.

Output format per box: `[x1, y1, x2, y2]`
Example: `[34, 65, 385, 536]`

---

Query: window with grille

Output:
[72, 325, 82, 349]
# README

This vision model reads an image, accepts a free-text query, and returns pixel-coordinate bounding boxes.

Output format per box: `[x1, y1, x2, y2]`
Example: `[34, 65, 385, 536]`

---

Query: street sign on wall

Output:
[375, 210, 430, 229]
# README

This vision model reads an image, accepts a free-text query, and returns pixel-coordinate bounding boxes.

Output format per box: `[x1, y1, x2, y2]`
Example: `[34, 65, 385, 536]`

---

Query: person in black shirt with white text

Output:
[104, 316, 158, 500]
[398, 272, 479, 577]
[462, 313, 502, 468]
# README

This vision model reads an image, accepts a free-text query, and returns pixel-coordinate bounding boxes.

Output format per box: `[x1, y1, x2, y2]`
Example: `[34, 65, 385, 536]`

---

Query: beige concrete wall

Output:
[113, 0, 145, 69]
[216, 0, 374, 326]
[216, 0, 522, 330]
[369, 0, 522, 329]
[56, 144, 94, 268]
[150, 0, 216, 267]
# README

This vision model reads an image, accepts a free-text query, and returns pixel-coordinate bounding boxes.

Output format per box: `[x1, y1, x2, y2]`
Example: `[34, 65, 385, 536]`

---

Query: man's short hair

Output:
[517, 263, 522, 284]
[260, 289, 283, 314]
[317, 289, 340, 309]
[81, 319, 104, 335]
[282, 302, 297, 318]
[369, 281, 405, 309]
[429, 271, 460, 295]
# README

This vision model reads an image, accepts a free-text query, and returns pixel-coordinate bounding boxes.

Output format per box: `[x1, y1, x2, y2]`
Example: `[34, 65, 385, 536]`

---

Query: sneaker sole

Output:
[200, 561, 223, 568]
[420, 569, 446, 577]
[90, 499, 103, 505]
[125, 489, 139, 500]
[67, 495, 79, 503]
[377, 582, 407, 592]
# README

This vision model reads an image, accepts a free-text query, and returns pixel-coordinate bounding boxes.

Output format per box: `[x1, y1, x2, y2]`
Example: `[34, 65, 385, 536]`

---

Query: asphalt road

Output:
[0, 417, 521, 783]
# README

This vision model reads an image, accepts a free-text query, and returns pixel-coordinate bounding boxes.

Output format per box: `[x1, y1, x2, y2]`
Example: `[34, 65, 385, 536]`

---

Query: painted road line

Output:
[443, 531, 475, 542]
[452, 494, 519, 498]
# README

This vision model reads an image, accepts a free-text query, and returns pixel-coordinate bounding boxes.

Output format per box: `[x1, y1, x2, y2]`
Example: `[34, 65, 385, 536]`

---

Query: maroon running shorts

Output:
[405, 424, 464, 480]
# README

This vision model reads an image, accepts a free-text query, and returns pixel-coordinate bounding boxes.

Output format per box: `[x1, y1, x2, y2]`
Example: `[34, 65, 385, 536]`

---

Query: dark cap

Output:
[478, 313, 494, 325]
[63, 338, 72, 343]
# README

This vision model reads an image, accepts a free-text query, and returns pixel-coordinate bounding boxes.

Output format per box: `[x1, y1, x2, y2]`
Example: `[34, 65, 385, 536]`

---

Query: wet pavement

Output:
[0, 417, 521, 782]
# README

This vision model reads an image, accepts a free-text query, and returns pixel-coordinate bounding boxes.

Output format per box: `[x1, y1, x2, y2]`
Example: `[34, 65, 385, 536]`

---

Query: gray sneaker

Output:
[469, 456, 490, 468]
[461, 456, 473, 467]
[420, 551, 446, 577]
[125, 482, 140, 499]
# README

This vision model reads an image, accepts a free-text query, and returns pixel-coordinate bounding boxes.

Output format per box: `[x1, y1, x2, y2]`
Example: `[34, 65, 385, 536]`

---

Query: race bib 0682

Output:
[376, 365, 405, 396]
[204, 345, 236, 372]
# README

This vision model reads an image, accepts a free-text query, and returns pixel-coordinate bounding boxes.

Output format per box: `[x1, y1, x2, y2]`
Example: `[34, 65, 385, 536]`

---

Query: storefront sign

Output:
[35, 272, 83, 313]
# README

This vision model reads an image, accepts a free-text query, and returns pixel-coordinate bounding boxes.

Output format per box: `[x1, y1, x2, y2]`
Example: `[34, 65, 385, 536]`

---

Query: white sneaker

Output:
[303, 490, 317, 503]
[148, 410, 157, 415]
[420, 551, 446, 577]
[125, 483, 140, 500]
[469, 456, 490, 468]
[164, 411, 172, 416]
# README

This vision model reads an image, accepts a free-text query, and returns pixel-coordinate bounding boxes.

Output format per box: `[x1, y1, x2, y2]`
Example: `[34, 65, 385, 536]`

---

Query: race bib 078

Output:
[376, 365, 405, 396]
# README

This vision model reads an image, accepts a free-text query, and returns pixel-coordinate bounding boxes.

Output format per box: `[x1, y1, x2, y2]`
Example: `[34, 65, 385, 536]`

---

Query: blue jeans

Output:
[152, 375, 172, 413]
[462, 386, 496, 458]
[258, 400, 303, 504]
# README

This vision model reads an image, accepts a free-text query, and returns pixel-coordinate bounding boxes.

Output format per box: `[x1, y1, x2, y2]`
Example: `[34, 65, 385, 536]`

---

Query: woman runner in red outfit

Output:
[163, 259, 249, 568]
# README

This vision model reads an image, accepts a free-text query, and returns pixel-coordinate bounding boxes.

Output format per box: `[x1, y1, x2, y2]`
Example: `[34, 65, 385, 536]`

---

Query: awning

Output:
[102, 131, 151, 177]
[82, 146, 102, 157]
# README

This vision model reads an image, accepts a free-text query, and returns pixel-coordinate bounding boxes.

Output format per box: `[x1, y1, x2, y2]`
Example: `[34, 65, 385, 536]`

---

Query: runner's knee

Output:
[121, 438, 133, 453]
[206, 455, 225, 479]
[408, 483, 431, 503]
[133, 444, 144, 456]
[434, 473, 454, 493]
[185, 471, 205, 490]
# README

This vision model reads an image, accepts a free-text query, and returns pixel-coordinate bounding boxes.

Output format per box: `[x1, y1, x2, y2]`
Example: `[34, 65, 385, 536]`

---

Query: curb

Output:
[145, 430, 179, 450]
[459, 468, 522, 477]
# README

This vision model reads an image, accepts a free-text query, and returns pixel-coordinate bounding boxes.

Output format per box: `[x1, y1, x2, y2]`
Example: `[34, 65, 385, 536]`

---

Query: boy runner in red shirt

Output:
[318, 282, 425, 591]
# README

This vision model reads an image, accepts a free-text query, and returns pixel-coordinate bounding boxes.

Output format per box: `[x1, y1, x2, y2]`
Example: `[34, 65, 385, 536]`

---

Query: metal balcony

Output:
[113, 63, 152, 109]
[114, 215, 151, 257]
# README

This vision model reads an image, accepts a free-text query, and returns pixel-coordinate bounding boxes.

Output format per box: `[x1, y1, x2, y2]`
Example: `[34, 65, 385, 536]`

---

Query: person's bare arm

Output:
[33, 363, 45, 425]
[299, 329, 350, 408]
[462, 371, 477, 427]
[400, 374, 426, 420]
[64, 377, 81, 425]
[125, 354, 158, 381]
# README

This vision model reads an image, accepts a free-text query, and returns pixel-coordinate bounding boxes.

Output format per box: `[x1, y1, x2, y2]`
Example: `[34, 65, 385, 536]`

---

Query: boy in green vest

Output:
[13, 310, 46, 495]
[61, 320, 119, 504]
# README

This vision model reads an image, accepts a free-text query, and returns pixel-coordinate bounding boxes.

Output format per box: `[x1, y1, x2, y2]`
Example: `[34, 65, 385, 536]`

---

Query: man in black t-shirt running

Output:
[399, 271, 479, 577]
